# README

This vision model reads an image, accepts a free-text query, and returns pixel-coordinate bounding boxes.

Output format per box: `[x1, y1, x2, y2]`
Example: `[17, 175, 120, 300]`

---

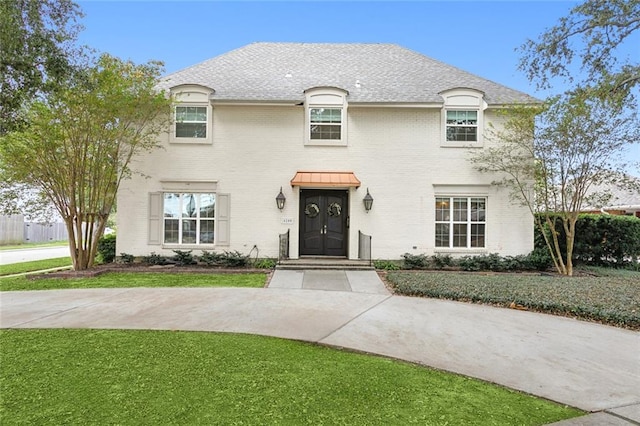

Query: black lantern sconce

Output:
[276, 187, 286, 210]
[363, 188, 374, 212]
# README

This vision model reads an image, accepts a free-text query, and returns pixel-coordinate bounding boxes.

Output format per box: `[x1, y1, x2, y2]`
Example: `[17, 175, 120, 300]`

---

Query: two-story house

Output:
[116, 42, 538, 261]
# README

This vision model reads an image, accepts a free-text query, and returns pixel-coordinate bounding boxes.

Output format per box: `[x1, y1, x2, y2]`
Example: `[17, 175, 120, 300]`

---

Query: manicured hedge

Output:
[535, 214, 640, 267]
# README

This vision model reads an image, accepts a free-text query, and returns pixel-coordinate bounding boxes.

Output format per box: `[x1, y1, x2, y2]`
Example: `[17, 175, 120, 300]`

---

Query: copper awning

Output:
[290, 171, 361, 188]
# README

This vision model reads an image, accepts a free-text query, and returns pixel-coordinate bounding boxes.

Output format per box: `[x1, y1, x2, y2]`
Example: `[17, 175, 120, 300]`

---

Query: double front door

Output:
[299, 189, 348, 256]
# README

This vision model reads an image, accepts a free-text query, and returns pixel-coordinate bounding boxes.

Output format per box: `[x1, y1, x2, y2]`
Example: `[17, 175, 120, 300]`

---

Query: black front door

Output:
[299, 189, 348, 256]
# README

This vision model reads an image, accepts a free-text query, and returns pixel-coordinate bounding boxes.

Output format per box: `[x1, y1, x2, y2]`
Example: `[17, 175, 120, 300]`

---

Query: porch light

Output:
[276, 187, 286, 210]
[363, 188, 373, 212]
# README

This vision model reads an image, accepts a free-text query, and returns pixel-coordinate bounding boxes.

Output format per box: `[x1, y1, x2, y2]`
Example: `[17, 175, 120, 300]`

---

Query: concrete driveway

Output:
[1, 281, 638, 422]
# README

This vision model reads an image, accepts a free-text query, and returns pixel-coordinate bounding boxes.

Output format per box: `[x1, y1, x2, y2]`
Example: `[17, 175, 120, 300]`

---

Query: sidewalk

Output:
[1, 270, 639, 424]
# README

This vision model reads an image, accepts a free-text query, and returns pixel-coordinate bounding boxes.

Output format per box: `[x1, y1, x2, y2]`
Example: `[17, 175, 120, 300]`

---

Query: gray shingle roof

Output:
[158, 42, 537, 105]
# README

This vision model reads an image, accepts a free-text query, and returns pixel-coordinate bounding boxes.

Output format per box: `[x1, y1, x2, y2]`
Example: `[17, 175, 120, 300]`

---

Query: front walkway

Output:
[1, 273, 639, 424]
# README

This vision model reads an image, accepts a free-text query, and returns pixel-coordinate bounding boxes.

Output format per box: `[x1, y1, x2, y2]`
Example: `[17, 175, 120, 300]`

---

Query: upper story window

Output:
[446, 110, 478, 142]
[439, 89, 486, 147]
[175, 106, 207, 138]
[304, 87, 348, 146]
[310, 108, 342, 140]
[170, 85, 214, 144]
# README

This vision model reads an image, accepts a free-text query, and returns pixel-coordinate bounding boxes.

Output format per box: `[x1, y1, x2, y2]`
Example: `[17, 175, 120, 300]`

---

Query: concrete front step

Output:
[277, 258, 374, 271]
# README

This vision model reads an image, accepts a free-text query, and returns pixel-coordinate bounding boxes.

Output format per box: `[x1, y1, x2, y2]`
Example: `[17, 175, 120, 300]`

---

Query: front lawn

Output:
[0, 257, 72, 277]
[0, 272, 267, 291]
[0, 329, 583, 425]
[387, 271, 640, 329]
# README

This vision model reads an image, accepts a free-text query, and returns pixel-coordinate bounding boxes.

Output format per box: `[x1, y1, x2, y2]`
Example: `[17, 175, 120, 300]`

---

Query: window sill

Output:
[434, 248, 487, 255]
[305, 139, 347, 147]
[169, 138, 212, 145]
[439, 141, 483, 148]
[162, 244, 216, 249]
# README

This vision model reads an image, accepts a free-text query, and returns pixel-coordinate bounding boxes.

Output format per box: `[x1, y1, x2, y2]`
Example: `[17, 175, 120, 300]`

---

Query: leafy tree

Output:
[0, 0, 84, 135]
[0, 54, 172, 270]
[519, 0, 640, 105]
[471, 94, 640, 276]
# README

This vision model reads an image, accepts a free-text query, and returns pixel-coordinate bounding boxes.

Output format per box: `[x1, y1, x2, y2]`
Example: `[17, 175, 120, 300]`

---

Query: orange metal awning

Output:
[290, 171, 361, 188]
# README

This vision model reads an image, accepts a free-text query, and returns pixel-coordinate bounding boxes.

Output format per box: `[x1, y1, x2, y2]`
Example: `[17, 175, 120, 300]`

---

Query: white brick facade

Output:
[116, 104, 534, 259]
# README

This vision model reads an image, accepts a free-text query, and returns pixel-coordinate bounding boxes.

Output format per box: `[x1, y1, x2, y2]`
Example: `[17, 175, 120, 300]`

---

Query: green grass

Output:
[0, 271, 266, 291]
[0, 240, 67, 250]
[0, 329, 583, 425]
[387, 271, 640, 329]
[0, 257, 72, 277]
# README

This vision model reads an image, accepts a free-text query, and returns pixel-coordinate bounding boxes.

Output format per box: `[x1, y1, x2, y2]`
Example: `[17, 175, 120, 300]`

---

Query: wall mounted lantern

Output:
[363, 188, 374, 212]
[276, 187, 286, 210]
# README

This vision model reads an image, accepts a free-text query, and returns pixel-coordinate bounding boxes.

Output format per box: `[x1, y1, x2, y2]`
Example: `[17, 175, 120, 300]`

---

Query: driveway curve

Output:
[1, 286, 639, 419]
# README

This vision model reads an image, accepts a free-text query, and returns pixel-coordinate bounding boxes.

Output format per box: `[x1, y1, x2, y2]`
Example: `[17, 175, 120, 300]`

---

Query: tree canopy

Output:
[0, 0, 84, 135]
[0, 55, 172, 270]
[471, 95, 640, 275]
[519, 0, 640, 105]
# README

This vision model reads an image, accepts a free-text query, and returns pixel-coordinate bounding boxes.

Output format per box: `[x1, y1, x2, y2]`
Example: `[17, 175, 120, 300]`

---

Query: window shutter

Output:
[148, 192, 162, 245]
[216, 193, 230, 246]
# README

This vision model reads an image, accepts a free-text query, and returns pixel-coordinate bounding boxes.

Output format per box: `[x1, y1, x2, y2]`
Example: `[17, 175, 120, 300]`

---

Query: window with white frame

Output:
[310, 108, 342, 140]
[435, 196, 486, 248]
[304, 87, 348, 146]
[446, 110, 478, 142]
[175, 106, 207, 138]
[440, 88, 486, 147]
[163, 193, 215, 244]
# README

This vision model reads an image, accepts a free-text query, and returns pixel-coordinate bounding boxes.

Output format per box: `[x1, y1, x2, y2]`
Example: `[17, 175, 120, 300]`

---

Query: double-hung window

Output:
[175, 106, 207, 138]
[163, 193, 215, 244]
[445, 110, 478, 142]
[310, 108, 342, 140]
[435, 197, 486, 248]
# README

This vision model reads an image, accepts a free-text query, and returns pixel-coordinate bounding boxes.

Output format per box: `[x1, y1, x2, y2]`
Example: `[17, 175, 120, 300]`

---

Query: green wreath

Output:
[304, 203, 320, 218]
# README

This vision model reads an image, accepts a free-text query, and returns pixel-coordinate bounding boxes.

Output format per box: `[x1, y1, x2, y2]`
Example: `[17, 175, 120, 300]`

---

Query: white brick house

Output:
[116, 43, 537, 260]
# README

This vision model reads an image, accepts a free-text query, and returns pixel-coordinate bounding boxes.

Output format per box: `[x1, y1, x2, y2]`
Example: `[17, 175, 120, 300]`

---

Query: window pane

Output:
[471, 198, 486, 222]
[164, 219, 179, 243]
[453, 198, 467, 221]
[435, 223, 449, 247]
[310, 108, 341, 123]
[200, 219, 215, 243]
[435, 198, 450, 221]
[310, 124, 341, 140]
[453, 224, 467, 247]
[164, 193, 180, 218]
[176, 123, 206, 138]
[182, 194, 197, 217]
[182, 219, 196, 243]
[471, 224, 485, 247]
[200, 194, 215, 218]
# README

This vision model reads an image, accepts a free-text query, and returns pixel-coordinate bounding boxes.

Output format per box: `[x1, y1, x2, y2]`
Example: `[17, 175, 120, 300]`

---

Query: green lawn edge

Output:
[0, 329, 584, 425]
[0, 257, 72, 277]
[0, 271, 267, 291]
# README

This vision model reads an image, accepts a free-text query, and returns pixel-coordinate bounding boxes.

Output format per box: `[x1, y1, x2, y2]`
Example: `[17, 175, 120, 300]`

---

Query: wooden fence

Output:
[0, 215, 68, 244]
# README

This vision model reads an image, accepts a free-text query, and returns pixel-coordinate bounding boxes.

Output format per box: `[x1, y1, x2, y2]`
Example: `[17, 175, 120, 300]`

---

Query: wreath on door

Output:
[328, 202, 342, 217]
[304, 203, 320, 218]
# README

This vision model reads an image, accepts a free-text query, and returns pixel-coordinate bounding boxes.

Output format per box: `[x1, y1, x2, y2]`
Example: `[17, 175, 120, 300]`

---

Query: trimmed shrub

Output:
[199, 250, 249, 267]
[535, 214, 640, 267]
[172, 250, 197, 266]
[119, 253, 135, 264]
[374, 260, 401, 271]
[96, 234, 116, 263]
[254, 258, 277, 269]
[402, 253, 430, 269]
[142, 252, 170, 265]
